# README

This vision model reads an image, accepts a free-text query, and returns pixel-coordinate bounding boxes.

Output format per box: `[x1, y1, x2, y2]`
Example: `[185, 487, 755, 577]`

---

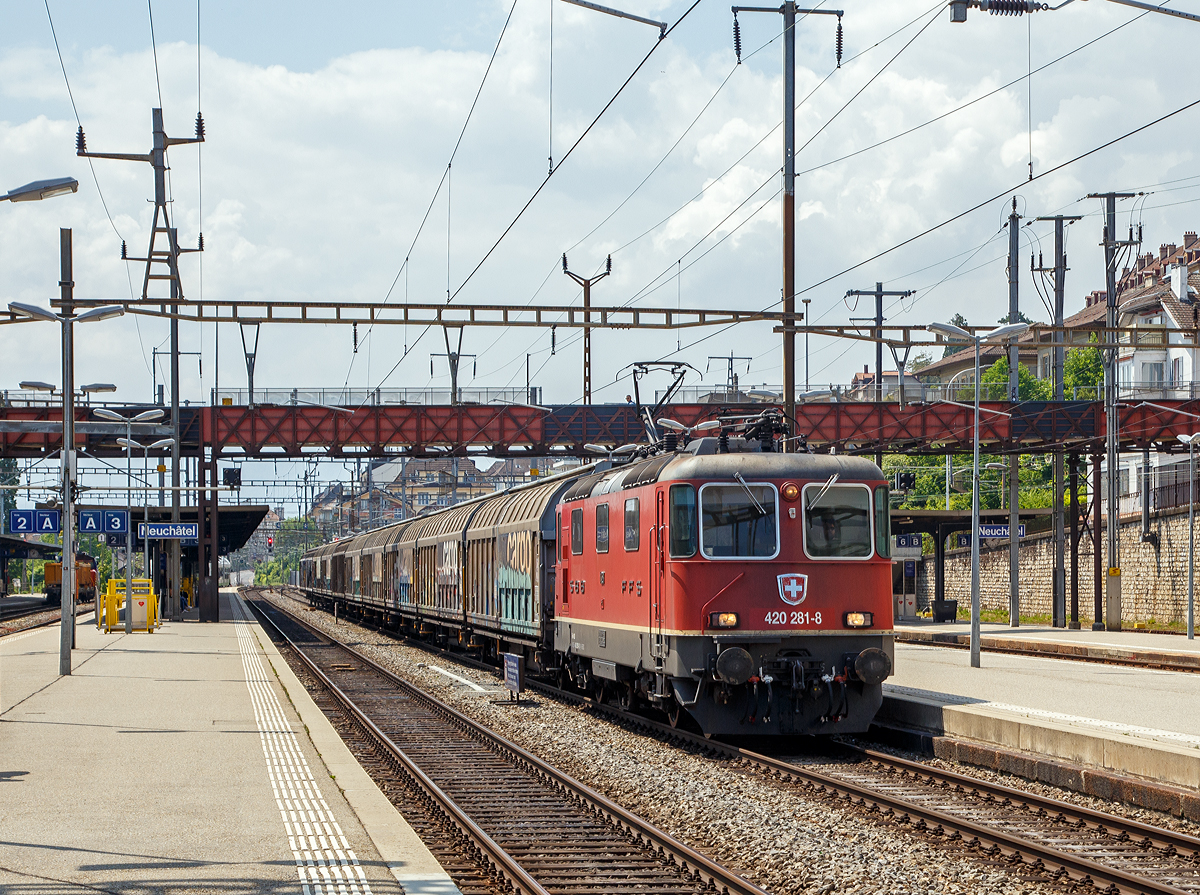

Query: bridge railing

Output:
[211, 387, 542, 407]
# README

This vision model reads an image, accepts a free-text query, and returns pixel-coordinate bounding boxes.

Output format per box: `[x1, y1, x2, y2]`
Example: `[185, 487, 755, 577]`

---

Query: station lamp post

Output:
[928, 319, 1030, 668]
[1179, 432, 1200, 640]
[95, 408, 164, 633]
[9, 297, 123, 675]
[119, 436, 174, 614]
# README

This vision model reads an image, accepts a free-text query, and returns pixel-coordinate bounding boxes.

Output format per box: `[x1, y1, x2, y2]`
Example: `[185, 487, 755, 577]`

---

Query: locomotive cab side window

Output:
[624, 498, 640, 551]
[669, 484, 697, 557]
[596, 504, 610, 553]
[570, 508, 584, 555]
[802, 482, 873, 560]
[698, 483, 778, 559]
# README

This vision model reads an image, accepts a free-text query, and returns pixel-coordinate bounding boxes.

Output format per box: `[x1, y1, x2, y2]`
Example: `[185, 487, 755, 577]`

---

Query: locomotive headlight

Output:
[710, 611, 739, 629]
[781, 482, 800, 502]
[843, 611, 873, 628]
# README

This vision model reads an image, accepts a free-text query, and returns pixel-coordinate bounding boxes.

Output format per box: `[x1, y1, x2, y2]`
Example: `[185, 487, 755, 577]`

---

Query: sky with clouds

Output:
[2, 0, 1198, 505]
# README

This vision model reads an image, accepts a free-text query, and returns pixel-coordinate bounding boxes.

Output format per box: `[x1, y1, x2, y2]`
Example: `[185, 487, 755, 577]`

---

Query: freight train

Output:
[300, 411, 894, 736]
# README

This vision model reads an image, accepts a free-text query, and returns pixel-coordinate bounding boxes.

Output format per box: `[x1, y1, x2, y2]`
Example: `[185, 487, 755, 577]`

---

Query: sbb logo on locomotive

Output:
[776, 573, 808, 605]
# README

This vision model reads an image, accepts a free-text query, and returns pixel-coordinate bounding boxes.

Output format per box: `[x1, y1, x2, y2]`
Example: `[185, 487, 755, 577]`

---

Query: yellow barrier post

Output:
[100, 579, 158, 633]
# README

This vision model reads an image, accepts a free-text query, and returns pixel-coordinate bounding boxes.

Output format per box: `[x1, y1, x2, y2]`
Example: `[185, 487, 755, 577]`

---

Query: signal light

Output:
[844, 611, 873, 629]
[709, 611, 739, 629]
[267, 536, 274, 549]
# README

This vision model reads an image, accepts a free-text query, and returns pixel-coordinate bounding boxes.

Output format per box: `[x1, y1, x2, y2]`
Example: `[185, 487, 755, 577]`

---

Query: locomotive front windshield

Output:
[699, 484, 778, 558]
[802, 483, 873, 558]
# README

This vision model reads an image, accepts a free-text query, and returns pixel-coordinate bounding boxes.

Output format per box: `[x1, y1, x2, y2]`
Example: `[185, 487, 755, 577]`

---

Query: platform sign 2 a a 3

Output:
[9, 510, 35, 534]
[102, 510, 128, 535]
[78, 510, 103, 535]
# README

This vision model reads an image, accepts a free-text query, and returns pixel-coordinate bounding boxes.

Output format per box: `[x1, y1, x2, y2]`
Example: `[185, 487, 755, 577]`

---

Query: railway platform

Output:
[880, 629, 1200, 818]
[0, 588, 460, 895]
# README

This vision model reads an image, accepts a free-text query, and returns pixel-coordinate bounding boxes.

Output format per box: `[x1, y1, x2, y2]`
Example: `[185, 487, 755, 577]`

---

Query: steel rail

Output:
[275, 588, 1200, 895]
[249, 592, 771, 895]
[248, 597, 553, 895]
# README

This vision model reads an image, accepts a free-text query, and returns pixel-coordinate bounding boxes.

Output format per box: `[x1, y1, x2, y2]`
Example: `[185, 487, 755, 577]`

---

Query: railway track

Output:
[0, 599, 91, 634]
[264, 587, 1200, 895]
[244, 592, 772, 895]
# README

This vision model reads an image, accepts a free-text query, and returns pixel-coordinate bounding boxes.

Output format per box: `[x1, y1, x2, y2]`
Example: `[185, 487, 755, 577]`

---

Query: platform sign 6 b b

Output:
[502, 652, 524, 702]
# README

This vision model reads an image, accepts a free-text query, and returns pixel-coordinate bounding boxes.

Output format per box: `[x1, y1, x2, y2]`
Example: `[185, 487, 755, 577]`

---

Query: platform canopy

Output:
[0, 534, 62, 561]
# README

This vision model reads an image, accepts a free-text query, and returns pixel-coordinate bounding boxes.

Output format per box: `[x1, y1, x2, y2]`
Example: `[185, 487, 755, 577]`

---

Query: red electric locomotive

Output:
[554, 414, 894, 735]
[300, 410, 894, 737]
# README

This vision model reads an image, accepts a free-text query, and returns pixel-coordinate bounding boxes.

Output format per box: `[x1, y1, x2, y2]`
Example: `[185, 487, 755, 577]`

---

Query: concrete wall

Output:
[914, 506, 1196, 624]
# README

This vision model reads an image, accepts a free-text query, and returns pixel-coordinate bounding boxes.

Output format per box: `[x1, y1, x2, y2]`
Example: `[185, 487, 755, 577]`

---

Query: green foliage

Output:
[0, 459, 17, 530]
[253, 516, 324, 586]
[997, 310, 1036, 325]
[941, 313, 971, 358]
[1064, 346, 1104, 398]
[980, 355, 1051, 401]
[910, 350, 934, 372]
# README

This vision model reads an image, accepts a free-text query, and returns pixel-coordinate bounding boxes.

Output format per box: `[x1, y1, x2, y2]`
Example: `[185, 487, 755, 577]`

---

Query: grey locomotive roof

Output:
[562, 447, 883, 501]
[662, 451, 883, 483]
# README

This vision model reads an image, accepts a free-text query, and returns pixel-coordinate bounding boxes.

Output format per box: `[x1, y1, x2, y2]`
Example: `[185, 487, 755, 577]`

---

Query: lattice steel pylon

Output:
[76, 107, 204, 621]
[77, 108, 204, 300]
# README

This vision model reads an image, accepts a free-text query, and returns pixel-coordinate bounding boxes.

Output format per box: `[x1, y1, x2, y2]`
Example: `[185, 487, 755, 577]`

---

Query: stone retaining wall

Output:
[913, 506, 1196, 624]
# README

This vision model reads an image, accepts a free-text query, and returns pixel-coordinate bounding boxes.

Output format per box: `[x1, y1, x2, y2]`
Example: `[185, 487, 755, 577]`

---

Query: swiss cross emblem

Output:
[777, 573, 808, 606]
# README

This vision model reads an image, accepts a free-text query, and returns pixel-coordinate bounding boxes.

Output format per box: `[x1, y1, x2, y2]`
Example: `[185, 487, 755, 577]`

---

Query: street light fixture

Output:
[1, 177, 79, 203]
[1178, 432, 1199, 641]
[8, 285, 125, 675]
[19, 380, 57, 393]
[97, 407, 164, 634]
[928, 319, 1030, 668]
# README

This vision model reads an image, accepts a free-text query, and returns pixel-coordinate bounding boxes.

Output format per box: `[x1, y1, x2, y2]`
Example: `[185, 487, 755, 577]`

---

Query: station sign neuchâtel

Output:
[138, 522, 200, 540]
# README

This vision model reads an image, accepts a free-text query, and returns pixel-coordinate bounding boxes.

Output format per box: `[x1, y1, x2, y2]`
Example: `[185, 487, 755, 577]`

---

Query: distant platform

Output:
[880, 638, 1200, 817]
[0, 589, 459, 894]
[895, 618, 1200, 671]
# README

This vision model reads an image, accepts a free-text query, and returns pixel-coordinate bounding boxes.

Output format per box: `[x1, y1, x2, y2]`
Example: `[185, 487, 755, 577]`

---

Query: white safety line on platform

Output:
[425, 665, 487, 691]
[886, 683, 1200, 750]
[231, 596, 374, 895]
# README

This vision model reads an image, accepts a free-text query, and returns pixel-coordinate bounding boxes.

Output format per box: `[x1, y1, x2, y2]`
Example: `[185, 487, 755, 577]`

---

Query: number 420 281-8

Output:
[764, 610, 822, 626]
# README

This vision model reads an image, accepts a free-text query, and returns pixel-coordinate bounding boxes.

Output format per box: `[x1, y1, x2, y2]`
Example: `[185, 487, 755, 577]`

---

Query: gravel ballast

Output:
[256, 590, 1079, 895]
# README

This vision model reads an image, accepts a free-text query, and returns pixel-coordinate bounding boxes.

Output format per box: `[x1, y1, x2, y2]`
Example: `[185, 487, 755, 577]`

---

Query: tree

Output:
[981, 355, 1051, 401]
[997, 310, 1037, 325]
[0, 458, 17, 532]
[910, 350, 934, 372]
[942, 313, 971, 358]
[1064, 346, 1104, 399]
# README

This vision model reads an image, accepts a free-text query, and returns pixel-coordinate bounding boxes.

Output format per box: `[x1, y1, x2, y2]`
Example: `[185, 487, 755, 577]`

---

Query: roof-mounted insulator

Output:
[120, 240, 127, 260]
[606, 254, 612, 275]
[75, 127, 86, 155]
[835, 18, 843, 68]
[195, 112, 205, 141]
[733, 15, 742, 64]
[980, 0, 1036, 15]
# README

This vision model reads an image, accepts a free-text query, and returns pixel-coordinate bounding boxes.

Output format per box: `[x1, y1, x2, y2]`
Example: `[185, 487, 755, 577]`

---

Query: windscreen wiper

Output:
[808, 473, 839, 509]
[733, 471, 767, 516]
